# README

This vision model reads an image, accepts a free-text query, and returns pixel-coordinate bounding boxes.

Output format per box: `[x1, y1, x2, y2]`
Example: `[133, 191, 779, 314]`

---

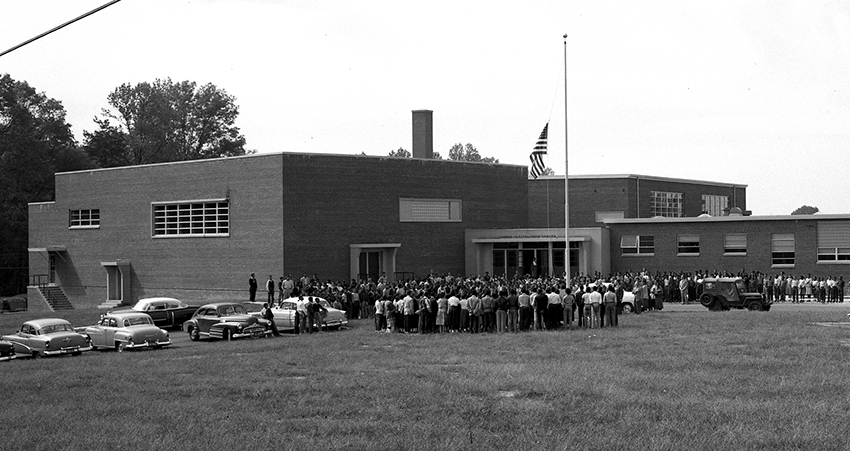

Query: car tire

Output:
[223, 329, 232, 342]
[747, 301, 764, 311]
[621, 303, 633, 314]
[32, 351, 41, 359]
[72, 351, 82, 356]
[188, 326, 199, 341]
[699, 294, 714, 307]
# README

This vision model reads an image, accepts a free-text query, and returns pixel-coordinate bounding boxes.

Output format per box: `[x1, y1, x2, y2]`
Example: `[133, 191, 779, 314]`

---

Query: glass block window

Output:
[399, 198, 461, 222]
[817, 248, 850, 262]
[677, 234, 700, 255]
[69, 209, 100, 228]
[650, 191, 683, 218]
[701, 194, 729, 216]
[621, 235, 655, 255]
[152, 200, 229, 237]
[724, 233, 747, 255]
[771, 233, 795, 266]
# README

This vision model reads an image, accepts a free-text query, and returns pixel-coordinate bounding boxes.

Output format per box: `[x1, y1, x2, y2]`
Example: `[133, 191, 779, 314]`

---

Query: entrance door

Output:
[49, 255, 56, 284]
[358, 251, 380, 282]
[521, 249, 549, 277]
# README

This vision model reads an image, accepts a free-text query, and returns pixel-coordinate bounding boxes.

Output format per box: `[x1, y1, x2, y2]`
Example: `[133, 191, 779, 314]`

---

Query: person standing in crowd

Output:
[507, 289, 519, 332]
[461, 289, 481, 334]
[546, 286, 562, 330]
[248, 273, 258, 302]
[574, 285, 585, 328]
[678, 276, 688, 305]
[417, 295, 431, 333]
[448, 291, 461, 332]
[436, 293, 448, 333]
[562, 287, 575, 329]
[481, 289, 495, 332]
[261, 302, 280, 337]
[403, 291, 416, 333]
[603, 285, 617, 328]
[518, 288, 532, 331]
[266, 275, 275, 304]
[495, 290, 508, 332]
[374, 295, 386, 332]
[582, 288, 594, 328]
[534, 288, 548, 330]
[384, 296, 396, 332]
[589, 285, 602, 329]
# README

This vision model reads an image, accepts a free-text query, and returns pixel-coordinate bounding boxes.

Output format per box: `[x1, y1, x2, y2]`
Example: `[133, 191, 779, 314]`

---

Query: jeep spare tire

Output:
[699, 294, 714, 307]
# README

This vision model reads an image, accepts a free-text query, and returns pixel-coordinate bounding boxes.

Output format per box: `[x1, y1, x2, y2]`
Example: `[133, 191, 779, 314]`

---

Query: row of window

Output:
[650, 191, 730, 218]
[69, 197, 462, 237]
[621, 233, 850, 266]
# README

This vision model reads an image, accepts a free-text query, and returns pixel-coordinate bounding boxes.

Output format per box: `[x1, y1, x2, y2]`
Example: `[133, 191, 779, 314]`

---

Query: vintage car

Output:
[0, 339, 15, 362]
[82, 312, 172, 352]
[183, 302, 270, 341]
[1, 318, 91, 358]
[253, 296, 348, 331]
[111, 297, 201, 329]
[699, 277, 770, 311]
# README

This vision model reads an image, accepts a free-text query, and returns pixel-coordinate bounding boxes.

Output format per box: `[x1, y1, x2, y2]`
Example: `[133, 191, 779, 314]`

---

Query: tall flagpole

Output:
[563, 34, 570, 279]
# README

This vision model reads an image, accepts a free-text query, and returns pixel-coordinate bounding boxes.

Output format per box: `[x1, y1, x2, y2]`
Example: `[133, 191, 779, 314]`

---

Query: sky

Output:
[1, 0, 848, 215]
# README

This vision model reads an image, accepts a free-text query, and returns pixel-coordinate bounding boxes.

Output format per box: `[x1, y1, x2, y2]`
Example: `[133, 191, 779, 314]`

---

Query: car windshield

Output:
[318, 299, 330, 308]
[218, 305, 247, 316]
[38, 324, 73, 334]
[124, 316, 153, 327]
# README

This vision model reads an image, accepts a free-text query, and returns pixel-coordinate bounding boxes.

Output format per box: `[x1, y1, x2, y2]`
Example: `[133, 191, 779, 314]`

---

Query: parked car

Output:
[1, 318, 91, 358]
[0, 339, 15, 362]
[252, 296, 348, 331]
[699, 277, 770, 311]
[1, 294, 27, 313]
[183, 302, 270, 341]
[82, 312, 172, 352]
[111, 297, 201, 329]
[585, 283, 638, 313]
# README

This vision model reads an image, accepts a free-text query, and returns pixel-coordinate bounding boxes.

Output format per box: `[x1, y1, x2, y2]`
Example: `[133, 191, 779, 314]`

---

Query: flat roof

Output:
[55, 151, 527, 176]
[604, 213, 850, 224]
[530, 173, 747, 188]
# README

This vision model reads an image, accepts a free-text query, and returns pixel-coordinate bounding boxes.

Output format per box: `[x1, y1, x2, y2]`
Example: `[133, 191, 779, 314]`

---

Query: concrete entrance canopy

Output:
[464, 228, 609, 279]
[349, 243, 401, 283]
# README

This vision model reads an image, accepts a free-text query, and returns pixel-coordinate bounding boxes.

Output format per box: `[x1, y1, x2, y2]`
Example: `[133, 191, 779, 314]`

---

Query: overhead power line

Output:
[0, 0, 123, 58]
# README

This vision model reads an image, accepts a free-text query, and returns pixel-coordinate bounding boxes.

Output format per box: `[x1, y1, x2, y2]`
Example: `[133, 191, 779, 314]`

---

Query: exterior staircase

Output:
[38, 286, 74, 311]
[97, 299, 124, 310]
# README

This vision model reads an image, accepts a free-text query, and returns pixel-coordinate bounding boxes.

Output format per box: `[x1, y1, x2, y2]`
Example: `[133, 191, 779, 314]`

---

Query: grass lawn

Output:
[1, 304, 849, 451]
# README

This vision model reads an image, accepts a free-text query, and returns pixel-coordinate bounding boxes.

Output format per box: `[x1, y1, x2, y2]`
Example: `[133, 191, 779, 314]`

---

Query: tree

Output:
[791, 205, 819, 215]
[83, 78, 250, 167]
[0, 74, 92, 295]
[388, 147, 411, 158]
[447, 143, 499, 163]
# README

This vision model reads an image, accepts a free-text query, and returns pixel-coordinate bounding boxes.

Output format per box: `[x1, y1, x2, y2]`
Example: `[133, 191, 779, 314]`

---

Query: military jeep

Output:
[699, 277, 770, 311]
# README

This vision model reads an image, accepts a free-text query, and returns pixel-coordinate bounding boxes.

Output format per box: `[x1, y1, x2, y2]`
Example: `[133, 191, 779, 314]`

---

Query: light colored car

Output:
[111, 297, 201, 329]
[254, 296, 348, 331]
[83, 312, 172, 352]
[1, 318, 92, 358]
[183, 302, 270, 341]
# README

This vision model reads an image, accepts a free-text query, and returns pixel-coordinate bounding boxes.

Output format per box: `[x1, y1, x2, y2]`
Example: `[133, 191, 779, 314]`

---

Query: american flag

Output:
[529, 123, 548, 179]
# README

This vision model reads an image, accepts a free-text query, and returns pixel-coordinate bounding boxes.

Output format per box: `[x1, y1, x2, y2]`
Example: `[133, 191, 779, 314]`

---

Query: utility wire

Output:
[0, 0, 123, 58]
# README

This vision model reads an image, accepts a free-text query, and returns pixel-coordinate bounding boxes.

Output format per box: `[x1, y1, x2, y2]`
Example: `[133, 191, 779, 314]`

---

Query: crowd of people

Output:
[249, 269, 847, 335]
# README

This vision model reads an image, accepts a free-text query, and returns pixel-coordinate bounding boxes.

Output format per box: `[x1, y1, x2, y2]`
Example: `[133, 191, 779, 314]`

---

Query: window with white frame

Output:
[771, 233, 795, 266]
[817, 221, 850, 262]
[677, 234, 700, 255]
[650, 191, 683, 218]
[152, 200, 229, 237]
[621, 235, 655, 255]
[399, 198, 461, 222]
[69, 209, 100, 228]
[701, 194, 729, 216]
[724, 233, 747, 255]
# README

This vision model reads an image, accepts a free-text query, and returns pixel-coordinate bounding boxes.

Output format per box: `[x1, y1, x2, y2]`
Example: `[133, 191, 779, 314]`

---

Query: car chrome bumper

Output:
[43, 345, 92, 356]
[0, 354, 15, 362]
[124, 339, 173, 349]
[233, 329, 270, 339]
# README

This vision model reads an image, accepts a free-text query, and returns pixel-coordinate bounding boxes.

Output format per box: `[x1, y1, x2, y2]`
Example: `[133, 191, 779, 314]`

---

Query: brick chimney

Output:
[412, 110, 433, 159]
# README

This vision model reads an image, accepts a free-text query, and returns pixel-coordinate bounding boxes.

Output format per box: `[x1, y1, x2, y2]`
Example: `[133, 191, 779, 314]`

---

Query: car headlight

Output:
[165, 332, 169, 339]
[127, 337, 133, 344]
[237, 324, 243, 331]
[44, 340, 50, 349]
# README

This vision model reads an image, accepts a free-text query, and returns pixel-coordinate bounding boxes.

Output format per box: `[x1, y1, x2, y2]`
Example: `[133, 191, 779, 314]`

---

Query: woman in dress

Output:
[436, 294, 448, 333]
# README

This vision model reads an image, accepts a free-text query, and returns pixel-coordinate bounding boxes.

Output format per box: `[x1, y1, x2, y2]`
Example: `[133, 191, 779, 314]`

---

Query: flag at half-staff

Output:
[529, 123, 548, 179]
